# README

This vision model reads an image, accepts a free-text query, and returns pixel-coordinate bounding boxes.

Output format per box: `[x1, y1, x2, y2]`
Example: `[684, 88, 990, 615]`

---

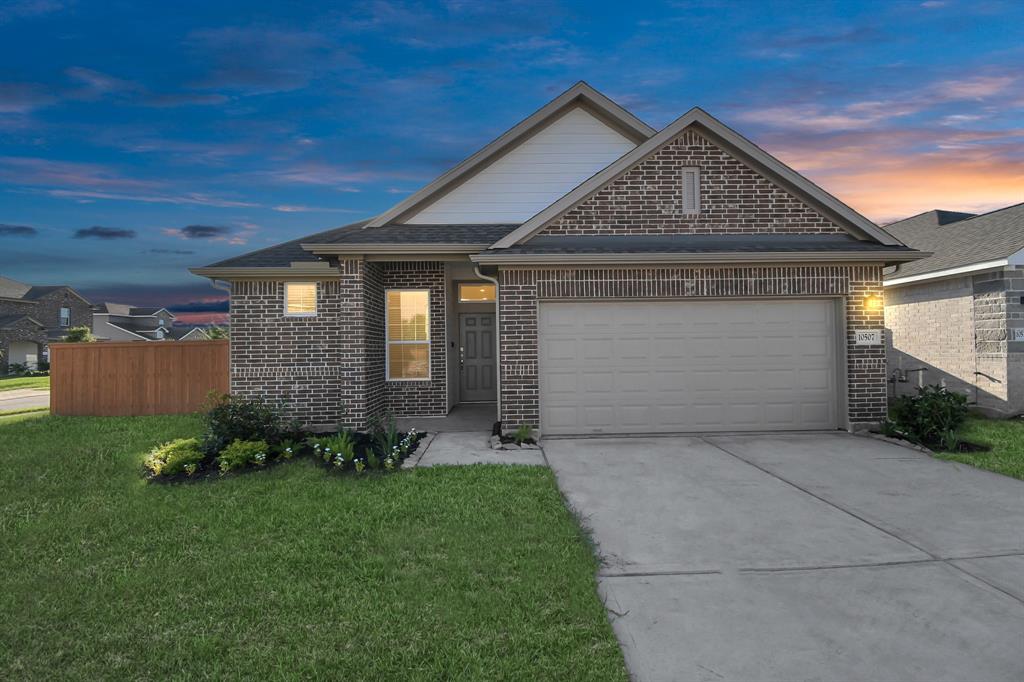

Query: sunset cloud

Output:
[74, 226, 137, 239]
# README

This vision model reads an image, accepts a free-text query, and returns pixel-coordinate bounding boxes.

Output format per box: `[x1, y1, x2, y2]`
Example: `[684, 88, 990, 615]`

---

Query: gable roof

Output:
[883, 202, 1024, 284]
[491, 107, 902, 249]
[0, 276, 31, 299]
[364, 81, 655, 228]
[0, 314, 45, 329]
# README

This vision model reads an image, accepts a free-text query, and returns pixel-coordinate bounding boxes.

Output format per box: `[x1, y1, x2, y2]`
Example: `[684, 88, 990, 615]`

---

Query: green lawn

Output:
[934, 416, 1024, 480]
[0, 375, 49, 392]
[0, 415, 625, 681]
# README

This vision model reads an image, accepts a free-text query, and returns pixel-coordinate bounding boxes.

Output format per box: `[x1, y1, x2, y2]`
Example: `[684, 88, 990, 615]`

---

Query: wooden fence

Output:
[50, 340, 229, 416]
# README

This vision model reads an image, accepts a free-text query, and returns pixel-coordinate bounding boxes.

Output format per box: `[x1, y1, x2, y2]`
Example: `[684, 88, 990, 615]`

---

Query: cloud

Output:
[0, 156, 158, 191]
[74, 226, 137, 240]
[185, 26, 355, 94]
[141, 92, 230, 108]
[0, 0, 65, 24]
[0, 82, 57, 113]
[174, 224, 232, 239]
[171, 298, 230, 313]
[44, 188, 258, 208]
[65, 67, 136, 100]
[272, 204, 359, 213]
[145, 248, 195, 255]
[0, 223, 37, 236]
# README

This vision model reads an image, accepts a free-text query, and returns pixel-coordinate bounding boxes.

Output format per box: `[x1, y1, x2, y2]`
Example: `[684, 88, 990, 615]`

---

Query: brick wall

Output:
[34, 290, 93, 334]
[499, 264, 887, 431]
[886, 267, 1024, 416]
[228, 259, 447, 427]
[540, 129, 842, 237]
[0, 317, 48, 373]
[381, 262, 447, 417]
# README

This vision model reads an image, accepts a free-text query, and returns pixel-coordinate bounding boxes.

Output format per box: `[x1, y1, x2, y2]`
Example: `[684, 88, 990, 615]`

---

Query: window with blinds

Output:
[284, 282, 317, 316]
[386, 290, 430, 380]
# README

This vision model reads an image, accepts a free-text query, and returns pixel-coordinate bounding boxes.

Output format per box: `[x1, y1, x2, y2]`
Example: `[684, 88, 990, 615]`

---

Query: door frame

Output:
[535, 296, 848, 435]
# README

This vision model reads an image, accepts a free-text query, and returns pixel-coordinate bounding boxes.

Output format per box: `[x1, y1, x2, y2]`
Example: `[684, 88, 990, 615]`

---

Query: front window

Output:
[59, 307, 70, 327]
[458, 283, 496, 302]
[386, 290, 430, 380]
[284, 282, 317, 316]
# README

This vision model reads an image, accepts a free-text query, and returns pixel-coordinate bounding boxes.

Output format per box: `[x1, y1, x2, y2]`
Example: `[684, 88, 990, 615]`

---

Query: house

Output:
[192, 82, 922, 435]
[0, 276, 93, 372]
[882, 203, 1024, 416]
[93, 303, 208, 341]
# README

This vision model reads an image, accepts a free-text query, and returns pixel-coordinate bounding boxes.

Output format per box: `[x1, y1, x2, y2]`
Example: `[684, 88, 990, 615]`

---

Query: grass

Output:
[0, 415, 626, 681]
[0, 375, 49, 392]
[934, 416, 1024, 480]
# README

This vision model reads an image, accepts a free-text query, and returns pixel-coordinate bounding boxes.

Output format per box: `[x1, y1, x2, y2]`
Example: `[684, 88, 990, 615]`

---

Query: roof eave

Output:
[301, 243, 488, 255]
[491, 108, 901, 250]
[471, 250, 928, 266]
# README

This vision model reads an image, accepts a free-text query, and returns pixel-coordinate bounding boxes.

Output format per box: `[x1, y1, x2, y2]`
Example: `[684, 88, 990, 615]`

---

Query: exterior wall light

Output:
[864, 294, 883, 311]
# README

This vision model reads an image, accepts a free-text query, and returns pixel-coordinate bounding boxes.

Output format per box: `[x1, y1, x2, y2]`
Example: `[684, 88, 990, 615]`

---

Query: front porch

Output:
[395, 402, 496, 433]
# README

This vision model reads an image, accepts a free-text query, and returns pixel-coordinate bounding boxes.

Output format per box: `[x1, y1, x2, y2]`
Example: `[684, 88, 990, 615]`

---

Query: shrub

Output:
[368, 413, 400, 457]
[62, 326, 95, 343]
[888, 385, 969, 448]
[200, 392, 303, 457]
[308, 431, 358, 469]
[218, 439, 270, 473]
[512, 425, 533, 445]
[275, 438, 302, 460]
[145, 438, 206, 476]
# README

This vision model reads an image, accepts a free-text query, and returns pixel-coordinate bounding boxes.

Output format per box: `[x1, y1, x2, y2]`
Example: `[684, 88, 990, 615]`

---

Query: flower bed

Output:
[144, 393, 422, 482]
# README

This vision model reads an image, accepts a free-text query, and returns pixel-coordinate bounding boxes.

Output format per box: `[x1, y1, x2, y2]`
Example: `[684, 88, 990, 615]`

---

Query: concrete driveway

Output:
[0, 388, 49, 412]
[544, 433, 1024, 682]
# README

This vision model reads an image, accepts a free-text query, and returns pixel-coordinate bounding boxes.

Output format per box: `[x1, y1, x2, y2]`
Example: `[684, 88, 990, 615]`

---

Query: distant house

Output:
[883, 203, 1024, 416]
[0, 275, 93, 372]
[92, 303, 208, 342]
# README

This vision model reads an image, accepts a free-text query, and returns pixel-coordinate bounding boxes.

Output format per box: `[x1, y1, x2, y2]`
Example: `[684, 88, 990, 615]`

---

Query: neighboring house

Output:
[0, 276, 93, 373]
[192, 82, 922, 435]
[882, 203, 1024, 416]
[92, 303, 207, 341]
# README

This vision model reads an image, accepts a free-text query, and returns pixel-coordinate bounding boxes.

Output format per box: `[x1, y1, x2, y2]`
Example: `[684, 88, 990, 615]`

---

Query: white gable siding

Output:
[404, 107, 636, 224]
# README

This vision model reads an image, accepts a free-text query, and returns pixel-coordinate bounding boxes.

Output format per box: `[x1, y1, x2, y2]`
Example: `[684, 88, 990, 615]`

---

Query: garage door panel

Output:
[538, 300, 840, 435]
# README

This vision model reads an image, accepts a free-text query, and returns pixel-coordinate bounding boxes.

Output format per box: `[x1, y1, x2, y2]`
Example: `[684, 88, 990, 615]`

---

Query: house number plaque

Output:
[854, 330, 882, 346]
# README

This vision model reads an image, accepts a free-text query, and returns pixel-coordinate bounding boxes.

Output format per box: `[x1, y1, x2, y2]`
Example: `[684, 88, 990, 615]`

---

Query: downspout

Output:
[474, 264, 501, 422]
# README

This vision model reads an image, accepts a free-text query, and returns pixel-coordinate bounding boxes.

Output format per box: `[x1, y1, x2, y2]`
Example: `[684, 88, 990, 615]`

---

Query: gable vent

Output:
[682, 167, 700, 213]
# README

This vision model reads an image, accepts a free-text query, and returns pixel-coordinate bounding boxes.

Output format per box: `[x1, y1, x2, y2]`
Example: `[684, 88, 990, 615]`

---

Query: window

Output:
[59, 307, 70, 327]
[458, 283, 496, 302]
[156, 329, 165, 339]
[682, 167, 700, 213]
[158, 317, 166, 327]
[284, 282, 317, 316]
[386, 290, 430, 380]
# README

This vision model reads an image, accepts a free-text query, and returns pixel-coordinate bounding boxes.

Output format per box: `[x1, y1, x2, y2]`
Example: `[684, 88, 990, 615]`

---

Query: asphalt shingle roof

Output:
[883, 203, 1024, 280]
[495, 234, 919, 256]
[200, 221, 521, 268]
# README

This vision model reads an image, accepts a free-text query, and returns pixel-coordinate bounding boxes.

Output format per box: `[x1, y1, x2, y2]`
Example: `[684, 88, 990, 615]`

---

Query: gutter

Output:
[473, 264, 501, 423]
[883, 258, 1009, 287]
[470, 250, 930, 266]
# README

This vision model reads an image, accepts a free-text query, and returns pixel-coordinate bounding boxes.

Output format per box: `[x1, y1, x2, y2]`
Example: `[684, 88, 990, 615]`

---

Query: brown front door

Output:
[459, 313, 497, 402]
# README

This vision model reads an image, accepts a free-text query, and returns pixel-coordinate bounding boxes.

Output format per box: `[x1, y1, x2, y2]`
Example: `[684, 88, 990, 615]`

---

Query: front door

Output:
[460, 313, 497, 402]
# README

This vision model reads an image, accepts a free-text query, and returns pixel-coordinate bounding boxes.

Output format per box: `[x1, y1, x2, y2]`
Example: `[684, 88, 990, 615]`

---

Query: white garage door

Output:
[538, 300, 841, 435]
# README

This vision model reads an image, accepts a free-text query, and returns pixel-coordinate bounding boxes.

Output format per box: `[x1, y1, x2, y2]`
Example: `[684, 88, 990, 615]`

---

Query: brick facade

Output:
[886, 266, 1024, 416]
[540, 129, 843, 237]
[228, 260, 446, 428]
[498, 264, 887, 431]
[0, 288, 91, 372]
[0, 317, 48, 373]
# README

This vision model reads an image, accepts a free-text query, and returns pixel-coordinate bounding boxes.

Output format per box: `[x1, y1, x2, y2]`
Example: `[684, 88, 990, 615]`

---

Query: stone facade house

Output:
[883, 203, 1024, 416]
[192, 82, 922, 435]
[0, 276, 93, 373]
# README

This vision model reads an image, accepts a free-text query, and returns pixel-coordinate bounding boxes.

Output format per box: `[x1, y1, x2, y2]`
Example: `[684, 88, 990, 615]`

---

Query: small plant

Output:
[888, 385, 969, 448]
[218, 439, 270, 473]
[275, 438, 301, 459]
[145, 438, 206, 476]
[369, 413, 401, 456]
[307, 431, 357, 467]
[512, 425, 534, 445]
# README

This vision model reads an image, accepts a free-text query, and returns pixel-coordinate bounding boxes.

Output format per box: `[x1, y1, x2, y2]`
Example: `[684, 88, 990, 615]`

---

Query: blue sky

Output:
[0, 0, 1021, 322]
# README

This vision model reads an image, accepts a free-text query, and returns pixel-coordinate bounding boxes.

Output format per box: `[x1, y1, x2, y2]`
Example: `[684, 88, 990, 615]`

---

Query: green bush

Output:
[145, 438, 206, 476]
[218, 439, 270, 473]
[888, 385, 969, 448]
[308, 431, 358, 468]
[200, 392, 303, 457]
[62, 326, 95, 343]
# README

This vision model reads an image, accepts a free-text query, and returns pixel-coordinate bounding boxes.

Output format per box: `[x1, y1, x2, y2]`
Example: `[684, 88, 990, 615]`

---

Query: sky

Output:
[0, 0, 1022, 325]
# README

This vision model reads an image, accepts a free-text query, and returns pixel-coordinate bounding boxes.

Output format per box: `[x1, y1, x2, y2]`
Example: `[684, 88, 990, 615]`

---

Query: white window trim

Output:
[59, 307, 71, 327]
[283, 281, 318, 317]
[385, 288, 431, 382]
[682, 167, 700, 214]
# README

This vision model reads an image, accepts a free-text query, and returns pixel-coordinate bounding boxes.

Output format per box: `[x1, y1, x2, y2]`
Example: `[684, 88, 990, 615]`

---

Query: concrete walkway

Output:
[544, 433, 1024, 682]
[0, 388, 49, 412]
[414, 431, 545, 467]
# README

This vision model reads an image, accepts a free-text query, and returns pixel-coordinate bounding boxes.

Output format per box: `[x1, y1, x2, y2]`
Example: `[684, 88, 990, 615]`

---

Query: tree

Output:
[62, 326, 96, 343]
[206, 325, 229, 340]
